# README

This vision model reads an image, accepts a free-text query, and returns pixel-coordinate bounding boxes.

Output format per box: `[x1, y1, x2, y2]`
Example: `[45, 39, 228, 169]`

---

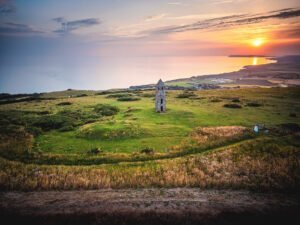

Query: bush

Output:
[0, 109, 96, 134]
[140, 147, 155, 155]
[59, 125, 75, 132]
[94, 104, 119, 116]
[289, 113, 297, 117]
[95, 91, 110, 95]
[0, 124, 24, 137]
[57, 102, 72, 106]
[75, 94, 88, 98]
[26, 126, 43, 136]
[87, 147, 103, 154]
[177, 91, 196, 98]
[223, 103, 242, 109]
[232, 98, 240, 103]
[246, 102, 262, 107]
[106, 93, 132, 98]
[32, 115, 74, 131]
[211, 98, 222, 103]
[139, 93, 155, 98]
[117, 97, 140, 101]
[278, 123, 300, 133]
[36, 111, 50, 115]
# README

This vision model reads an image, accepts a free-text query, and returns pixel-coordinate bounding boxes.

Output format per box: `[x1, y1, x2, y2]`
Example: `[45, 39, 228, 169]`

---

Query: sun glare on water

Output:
[252, 57, 258, 65]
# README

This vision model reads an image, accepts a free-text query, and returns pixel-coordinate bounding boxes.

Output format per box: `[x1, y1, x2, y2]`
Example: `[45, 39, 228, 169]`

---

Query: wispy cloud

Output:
[53, 17, 101, 34]
[167, 2, 189, 7]
[168, 13, 242, 21]
[0, 22, 43, 35]
[0, 0, 15, 14]
[167, 2, 183, 5]
[144, 8, 300, 35]
[211, 0, 249, 5]
[145, 14, 166, 22]
[272, 25, 300, 39]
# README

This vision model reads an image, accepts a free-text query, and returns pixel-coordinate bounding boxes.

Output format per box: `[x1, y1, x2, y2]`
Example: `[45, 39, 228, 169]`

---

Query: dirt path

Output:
[1, 189, 299, 225]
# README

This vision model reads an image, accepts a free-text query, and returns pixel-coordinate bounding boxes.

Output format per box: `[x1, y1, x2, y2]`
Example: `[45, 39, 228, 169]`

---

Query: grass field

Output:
[0, 87, 299, 191]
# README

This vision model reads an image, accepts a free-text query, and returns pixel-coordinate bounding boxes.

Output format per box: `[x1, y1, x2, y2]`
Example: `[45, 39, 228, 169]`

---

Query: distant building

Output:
[155, 79, 166, 113]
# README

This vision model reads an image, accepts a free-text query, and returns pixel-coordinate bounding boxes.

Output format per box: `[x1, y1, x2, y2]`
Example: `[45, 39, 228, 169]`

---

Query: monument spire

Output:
[155, 79, 166, 113]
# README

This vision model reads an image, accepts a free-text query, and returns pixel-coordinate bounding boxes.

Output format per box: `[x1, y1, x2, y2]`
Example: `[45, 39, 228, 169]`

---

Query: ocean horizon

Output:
[0, 56, 274, 94]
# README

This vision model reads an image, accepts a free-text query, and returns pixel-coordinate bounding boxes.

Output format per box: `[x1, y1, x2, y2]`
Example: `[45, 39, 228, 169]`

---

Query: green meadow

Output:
[0, 87, 299, 190]
[4, 88, 299, 153]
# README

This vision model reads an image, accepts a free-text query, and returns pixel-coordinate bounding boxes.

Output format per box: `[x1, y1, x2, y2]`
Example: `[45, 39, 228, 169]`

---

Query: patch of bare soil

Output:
[0, 189, 299, 225]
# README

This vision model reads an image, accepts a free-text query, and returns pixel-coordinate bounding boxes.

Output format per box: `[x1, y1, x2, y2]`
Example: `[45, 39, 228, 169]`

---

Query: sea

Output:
[0, 56, 274, 93]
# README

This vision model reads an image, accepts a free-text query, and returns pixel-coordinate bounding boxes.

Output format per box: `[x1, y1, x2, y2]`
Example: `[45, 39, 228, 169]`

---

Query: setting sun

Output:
[252, 38, 264, 47]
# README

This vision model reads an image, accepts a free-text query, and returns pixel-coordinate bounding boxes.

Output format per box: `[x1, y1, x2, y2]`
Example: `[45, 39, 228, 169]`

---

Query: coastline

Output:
[129, 55, 299, 90]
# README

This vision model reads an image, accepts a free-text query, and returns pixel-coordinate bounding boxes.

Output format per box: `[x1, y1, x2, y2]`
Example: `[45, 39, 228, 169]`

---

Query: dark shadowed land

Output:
[1, 189, 299, 225]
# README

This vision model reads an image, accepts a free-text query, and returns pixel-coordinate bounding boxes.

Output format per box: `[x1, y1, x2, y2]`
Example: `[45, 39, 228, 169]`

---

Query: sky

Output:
[0, 0, 300, 93]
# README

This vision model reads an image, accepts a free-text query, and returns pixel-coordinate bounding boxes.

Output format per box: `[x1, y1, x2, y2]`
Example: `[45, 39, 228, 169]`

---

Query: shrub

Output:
[75, 94, 88, 97]
[84, 119, 98, 124]
[26, 126, 43, 136]
[246, 102, 262, 107]
[57, 102, 72, 106]
[106, 93, 132, 98]
[59, 125, 75, 132]
[223, 103, 242, 109]
[87, 147, 103, 155]
[278, 123, 300, 133]
[57, 110, 100, 126]
[232, 98, 240, 103]
[211, 98, 222, 103]
[0, 124, 24, 137]
[117, 97, 140, 101]
[139, 93, 155, 98]
[176, 91, 196, 98]
[36, 111, 50, 115]
[94, 104, 119, 116]
[289, 113, 297, 117]
[140, 147, 155, 154]
[95, 91, 110, 95]
[32, 115, 74, 131]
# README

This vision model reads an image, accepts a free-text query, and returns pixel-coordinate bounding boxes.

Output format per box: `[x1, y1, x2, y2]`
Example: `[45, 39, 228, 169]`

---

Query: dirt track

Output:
[1, 189, 299, 225]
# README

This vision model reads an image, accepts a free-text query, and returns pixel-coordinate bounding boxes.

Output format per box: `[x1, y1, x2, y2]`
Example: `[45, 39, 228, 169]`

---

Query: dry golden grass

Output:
[0, 136, 299, 191]
[189, 126, 248, 144]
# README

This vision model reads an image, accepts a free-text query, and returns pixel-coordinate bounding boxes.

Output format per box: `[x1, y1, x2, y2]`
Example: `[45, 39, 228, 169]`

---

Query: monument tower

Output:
[155, 79, 166, 113]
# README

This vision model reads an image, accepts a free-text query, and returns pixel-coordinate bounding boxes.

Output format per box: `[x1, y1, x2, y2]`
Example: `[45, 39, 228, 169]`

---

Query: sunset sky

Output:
[0, 0, 300, 92]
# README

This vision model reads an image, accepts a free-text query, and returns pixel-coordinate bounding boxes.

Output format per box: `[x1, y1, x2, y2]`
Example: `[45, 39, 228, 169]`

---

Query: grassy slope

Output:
[1, 88, 300, 153]
[0, 87, 299, 191]
[2, 87, 298, 154]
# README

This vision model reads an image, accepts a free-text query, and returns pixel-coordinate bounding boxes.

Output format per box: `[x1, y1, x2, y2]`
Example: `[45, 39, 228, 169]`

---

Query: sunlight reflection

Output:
[252, 57, 258, 65]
